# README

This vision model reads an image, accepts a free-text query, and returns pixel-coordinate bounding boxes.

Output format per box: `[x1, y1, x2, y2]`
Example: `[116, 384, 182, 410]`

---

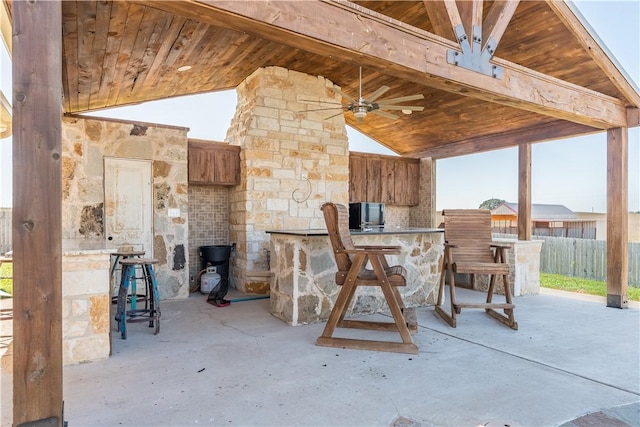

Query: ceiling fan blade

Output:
[298, 98, 343, 105]
[370, 110, 399, 120]
[329, 86, 356, 104]
[376, 94, 425, 104]
[324, 111, 345, 120]
[377, 105, 425, 112]
[298, 106, 345, 113]
[366, 85, 391, 102]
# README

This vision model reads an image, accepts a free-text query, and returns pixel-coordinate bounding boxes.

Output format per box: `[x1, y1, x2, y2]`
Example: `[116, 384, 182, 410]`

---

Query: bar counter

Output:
[266, 228, 444, 326]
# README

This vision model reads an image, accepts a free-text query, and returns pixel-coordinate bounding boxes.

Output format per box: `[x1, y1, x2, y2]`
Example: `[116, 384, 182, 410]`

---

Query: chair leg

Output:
[318, 254, 365, 341]
[485, 273, 518, 330]
[391, 286, 417, 333]
[317, 254, 418, 354]
[435, 248, 458, 328]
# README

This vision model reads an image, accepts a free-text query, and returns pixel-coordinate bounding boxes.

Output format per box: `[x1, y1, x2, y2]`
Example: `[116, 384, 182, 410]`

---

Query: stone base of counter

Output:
[63, 251, 111, 365]
[269, 232, 444, 326]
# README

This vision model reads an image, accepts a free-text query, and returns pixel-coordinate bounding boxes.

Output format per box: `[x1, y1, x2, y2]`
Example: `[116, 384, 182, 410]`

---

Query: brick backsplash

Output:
[188, 185, 231, 283]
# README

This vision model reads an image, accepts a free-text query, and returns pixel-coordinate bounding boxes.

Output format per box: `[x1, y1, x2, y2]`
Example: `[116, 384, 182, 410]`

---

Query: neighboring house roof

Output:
[492, 202, 577, 220]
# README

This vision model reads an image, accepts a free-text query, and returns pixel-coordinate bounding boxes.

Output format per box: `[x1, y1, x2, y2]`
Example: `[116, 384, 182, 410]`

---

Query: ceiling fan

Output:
[302, 67, 425, 123]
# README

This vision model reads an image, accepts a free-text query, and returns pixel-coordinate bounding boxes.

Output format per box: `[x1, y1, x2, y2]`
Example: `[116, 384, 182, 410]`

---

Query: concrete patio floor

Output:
[1, 288, 639, 427]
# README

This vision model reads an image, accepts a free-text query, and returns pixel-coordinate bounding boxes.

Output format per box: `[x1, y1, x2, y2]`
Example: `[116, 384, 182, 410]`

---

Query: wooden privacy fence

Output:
[495, 234, 639, 286]
[0, 208, 10, 255]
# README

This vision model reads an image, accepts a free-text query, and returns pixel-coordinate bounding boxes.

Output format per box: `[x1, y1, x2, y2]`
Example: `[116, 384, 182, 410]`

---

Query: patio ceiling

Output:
[8, 0, 633, 158]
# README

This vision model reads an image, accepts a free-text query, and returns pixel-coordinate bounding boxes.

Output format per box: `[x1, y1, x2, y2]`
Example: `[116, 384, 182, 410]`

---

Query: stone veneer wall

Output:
[62, 251, 111, 365]
[472, 238, 544, 296]
[225, 67, 350, 293]
[61, 116, 190, 299]
[187, 185, 231, 286]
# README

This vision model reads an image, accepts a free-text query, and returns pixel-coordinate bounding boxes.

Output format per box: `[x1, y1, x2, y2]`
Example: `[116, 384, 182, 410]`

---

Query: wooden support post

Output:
[517, 143, 532, 240]
[13, 1, 64, 425]
[606, 127, 628, 309]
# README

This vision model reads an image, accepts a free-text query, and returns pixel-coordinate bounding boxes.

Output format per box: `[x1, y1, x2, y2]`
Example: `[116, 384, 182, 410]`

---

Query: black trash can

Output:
[199, 245, 232, 280]
[199, 245, 233, 305]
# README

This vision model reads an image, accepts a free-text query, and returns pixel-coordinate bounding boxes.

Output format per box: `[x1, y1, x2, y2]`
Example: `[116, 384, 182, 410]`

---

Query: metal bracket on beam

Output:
[446, 25, 503, 79]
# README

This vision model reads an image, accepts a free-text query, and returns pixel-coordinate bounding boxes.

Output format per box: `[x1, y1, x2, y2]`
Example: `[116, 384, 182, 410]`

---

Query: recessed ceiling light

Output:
[177, 65, 192, 72]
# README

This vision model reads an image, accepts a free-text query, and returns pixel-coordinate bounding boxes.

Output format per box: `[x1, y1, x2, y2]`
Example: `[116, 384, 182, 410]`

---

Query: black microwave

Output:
[349, 202, 385, 230]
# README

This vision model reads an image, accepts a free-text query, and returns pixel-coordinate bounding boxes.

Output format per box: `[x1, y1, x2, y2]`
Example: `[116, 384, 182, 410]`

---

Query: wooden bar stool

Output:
[115, 258, 161, 339]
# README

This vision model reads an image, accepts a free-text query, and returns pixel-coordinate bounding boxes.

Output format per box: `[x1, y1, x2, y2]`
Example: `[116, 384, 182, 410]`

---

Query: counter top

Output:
[266, 228, 443, 237]
[62, 239, 113, 255]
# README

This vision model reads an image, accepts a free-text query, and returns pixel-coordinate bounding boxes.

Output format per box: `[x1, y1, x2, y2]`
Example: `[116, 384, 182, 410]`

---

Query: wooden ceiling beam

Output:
[408, 120, 599, 159]
[546, 0, 640, 108]
[455, 0, 483, 53]
[152, 0, 630, 129]
[422, 0, 455, 41]
[482, 0, 520, 52]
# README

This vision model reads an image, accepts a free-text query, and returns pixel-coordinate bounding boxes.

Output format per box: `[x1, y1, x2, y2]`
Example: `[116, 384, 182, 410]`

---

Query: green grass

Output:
[541, 273, 640, 301]
[0, 261, 12, 295]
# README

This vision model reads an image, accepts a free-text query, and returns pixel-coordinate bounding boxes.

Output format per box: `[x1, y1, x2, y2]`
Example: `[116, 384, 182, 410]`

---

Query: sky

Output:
[0, 1, 638, 213]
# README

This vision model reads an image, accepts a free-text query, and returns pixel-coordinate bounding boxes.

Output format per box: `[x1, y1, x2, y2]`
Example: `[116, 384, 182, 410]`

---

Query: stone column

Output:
[226, 67, 350, 294]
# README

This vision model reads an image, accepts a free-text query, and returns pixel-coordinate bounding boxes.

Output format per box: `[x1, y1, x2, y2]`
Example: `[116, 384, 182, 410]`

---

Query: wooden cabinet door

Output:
[188, 141, 240, 185]
[349, 155, 367, 202]
[381, 160, 395, 204]
[407, 161, 420, 205]
[394, 160, 409, 205]
[214, 148, 240, 184]
[349, 152, 419, 205]
[366, 158, 382, 202]
[188, 147, 215, 183]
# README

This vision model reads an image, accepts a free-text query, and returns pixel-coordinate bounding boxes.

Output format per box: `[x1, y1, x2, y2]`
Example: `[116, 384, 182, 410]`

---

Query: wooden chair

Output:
[435, 209, 518, 330]
[317, 202, 418, 354]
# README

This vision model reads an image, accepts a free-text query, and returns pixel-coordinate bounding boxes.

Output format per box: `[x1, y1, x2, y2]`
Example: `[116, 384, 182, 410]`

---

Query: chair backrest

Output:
[321, 203, 356, 283]
[442, 209, 495, 263]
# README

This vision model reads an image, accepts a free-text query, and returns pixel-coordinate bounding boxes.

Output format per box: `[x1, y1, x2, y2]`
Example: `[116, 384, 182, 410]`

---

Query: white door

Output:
[104, 158, 153, 255]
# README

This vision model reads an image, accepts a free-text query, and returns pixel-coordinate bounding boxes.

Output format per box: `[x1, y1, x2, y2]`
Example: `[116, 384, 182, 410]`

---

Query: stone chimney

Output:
[225, 67, 349, 294]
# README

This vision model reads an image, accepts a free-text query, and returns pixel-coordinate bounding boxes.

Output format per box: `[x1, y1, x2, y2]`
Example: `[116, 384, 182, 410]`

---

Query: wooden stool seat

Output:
[115, 258, 161, 339]
[119, 258, 158, 266]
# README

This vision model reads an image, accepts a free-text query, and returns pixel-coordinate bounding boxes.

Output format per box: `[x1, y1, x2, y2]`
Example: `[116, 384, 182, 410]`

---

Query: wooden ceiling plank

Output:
[76, 1, 97, 111]
[106, 2, 145, 107]
[412, 120, 599, 159]
[545, 0, 640, 107]
[482, 0, 520, 52]
[170, 0, 629, 129]
[125, 7, 175, 95]
[139, 13, 188, 93]
[422, 0, 455, 41]
[163, 21, 212, 96]
[117, 6, 165, 104]
[94, 1, 128, 110]
[194, 32, 260, 91]
[154, 19, 205, 97]
[61, 1, 79, 112]
[88, 1, 113, 110]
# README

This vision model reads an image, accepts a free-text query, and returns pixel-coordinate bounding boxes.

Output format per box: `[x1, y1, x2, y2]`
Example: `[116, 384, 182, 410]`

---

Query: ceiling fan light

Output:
[402, 109, 412, 115]
[353, 106, 367, 118]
